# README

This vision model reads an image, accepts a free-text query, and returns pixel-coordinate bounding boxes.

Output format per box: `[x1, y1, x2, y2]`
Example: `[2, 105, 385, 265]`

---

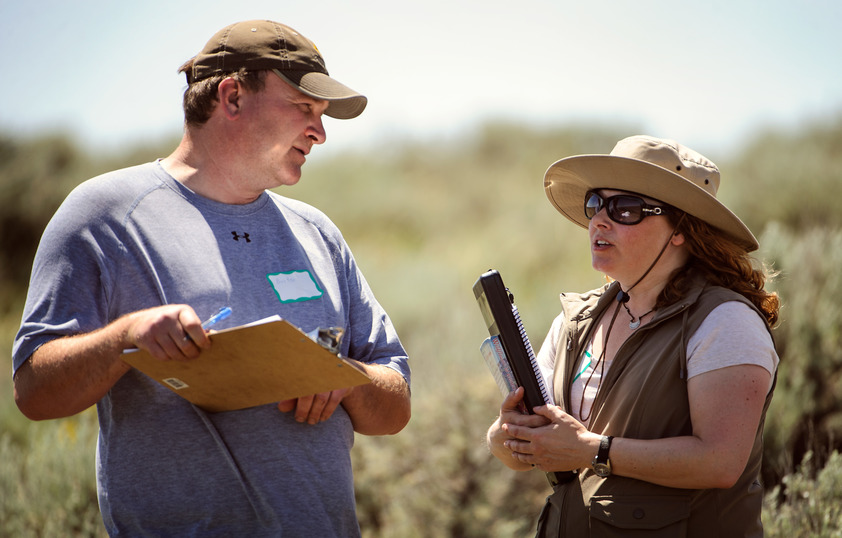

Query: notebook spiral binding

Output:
[512, 304, 552, 404]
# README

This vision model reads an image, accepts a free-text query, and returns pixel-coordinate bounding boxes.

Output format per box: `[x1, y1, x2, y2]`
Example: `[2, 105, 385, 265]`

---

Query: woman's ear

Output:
[671, 231, 686, 246]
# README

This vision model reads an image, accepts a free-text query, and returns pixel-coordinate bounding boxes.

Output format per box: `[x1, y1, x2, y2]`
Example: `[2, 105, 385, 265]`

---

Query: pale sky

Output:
[2, 0, 840, 159]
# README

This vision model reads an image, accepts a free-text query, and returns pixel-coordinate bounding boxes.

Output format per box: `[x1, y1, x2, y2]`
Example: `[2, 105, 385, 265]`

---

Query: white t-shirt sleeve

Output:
[687, 301, 779, 392]
[536, 313, 564, 405]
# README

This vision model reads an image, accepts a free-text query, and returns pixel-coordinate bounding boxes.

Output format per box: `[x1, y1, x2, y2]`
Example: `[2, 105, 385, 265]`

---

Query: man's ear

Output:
[217, 77, 242, 120]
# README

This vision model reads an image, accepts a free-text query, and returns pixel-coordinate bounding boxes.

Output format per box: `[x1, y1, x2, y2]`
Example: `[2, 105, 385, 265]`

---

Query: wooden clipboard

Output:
[121, 318, 371, 413]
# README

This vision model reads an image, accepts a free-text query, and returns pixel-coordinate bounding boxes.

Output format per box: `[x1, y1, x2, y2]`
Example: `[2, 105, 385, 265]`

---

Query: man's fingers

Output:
[277, 399, 296, 413]
[179, 308, 210, 349]
[318, 391, 345, 422]
[280, 391, 346, 424]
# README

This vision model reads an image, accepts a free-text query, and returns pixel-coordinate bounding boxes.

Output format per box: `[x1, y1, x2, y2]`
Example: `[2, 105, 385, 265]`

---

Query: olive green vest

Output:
[539, 276, 776, 537]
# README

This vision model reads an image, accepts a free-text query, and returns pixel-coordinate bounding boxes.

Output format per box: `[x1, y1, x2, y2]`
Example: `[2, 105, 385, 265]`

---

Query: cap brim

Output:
[544, 155, 759, 252]
[274, 69, 367, 119]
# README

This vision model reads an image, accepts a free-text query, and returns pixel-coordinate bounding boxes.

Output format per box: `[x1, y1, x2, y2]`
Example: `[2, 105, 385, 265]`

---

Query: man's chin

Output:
[274, 168, 303, 188]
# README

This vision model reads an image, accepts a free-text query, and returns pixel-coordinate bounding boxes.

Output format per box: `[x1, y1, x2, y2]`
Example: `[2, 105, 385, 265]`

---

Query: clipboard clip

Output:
[309, 327, 345, 354]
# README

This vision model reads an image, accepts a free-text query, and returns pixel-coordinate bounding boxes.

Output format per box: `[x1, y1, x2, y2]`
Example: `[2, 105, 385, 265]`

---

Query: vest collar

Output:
[560, 273, 709, 327]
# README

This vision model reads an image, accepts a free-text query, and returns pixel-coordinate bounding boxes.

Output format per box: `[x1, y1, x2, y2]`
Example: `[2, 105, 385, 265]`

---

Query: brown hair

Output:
[658, 213, 780, 327]
[177, 58, 267, 125]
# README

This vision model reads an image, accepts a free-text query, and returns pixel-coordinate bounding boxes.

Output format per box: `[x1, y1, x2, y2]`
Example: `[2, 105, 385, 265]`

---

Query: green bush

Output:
[726, 115, 842, 233]
[0, 412, 104, 537]
[763, 451, 842, 538]
[759, 223, 842, 485]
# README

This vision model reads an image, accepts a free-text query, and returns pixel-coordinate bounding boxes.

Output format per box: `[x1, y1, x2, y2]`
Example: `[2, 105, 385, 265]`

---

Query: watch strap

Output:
[592, 435, 614, 477]
[596, 435, 614, 464]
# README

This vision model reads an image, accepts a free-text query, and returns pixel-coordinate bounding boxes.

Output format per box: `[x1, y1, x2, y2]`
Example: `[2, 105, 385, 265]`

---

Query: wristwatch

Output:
[592, 435, 614, 478]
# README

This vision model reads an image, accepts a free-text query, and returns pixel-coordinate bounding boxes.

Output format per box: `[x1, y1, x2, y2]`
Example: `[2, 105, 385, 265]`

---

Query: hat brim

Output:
[544, 155, 759, 252]
[274, 69, 367, 120]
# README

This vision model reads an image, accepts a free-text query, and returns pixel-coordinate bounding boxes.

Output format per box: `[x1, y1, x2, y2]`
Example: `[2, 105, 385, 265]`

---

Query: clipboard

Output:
[121, 318, 371, 413]
[472, 269, 551, 411]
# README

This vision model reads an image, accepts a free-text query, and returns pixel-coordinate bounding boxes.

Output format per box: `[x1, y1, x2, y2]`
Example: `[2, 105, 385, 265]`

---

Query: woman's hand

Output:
[486, 387, 551, 471]
[503, 404, 602, 473]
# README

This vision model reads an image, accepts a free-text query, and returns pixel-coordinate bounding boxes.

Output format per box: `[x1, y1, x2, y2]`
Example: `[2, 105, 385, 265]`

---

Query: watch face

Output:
[593, 462, 611, 478]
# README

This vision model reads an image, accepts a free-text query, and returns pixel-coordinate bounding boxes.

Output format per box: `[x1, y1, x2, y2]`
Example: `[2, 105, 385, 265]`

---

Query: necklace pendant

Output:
[628, 319, 641, 330]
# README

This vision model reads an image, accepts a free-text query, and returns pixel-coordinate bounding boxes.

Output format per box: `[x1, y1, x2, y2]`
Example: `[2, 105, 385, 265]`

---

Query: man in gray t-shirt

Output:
[13, 20, 411, 537]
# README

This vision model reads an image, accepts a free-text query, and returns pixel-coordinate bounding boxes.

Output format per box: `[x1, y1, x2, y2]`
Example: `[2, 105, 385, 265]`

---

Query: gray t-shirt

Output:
[13, 161, 410, 536]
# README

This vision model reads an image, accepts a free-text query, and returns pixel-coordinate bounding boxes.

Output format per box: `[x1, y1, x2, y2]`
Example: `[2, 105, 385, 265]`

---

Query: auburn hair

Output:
[658, 213, 780, 327]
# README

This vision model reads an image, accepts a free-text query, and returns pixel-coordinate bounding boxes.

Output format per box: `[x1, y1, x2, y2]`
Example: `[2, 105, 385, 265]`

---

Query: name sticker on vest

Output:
[267, 270, 324, 303]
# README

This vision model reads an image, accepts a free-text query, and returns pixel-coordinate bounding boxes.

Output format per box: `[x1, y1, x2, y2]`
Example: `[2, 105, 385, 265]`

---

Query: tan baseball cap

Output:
[544, 135, 759, 251]
[190, 20, 367, 120]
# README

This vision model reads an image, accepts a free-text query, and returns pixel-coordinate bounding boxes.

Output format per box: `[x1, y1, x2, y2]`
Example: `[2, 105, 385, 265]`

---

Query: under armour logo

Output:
[231, 231, 251, 242]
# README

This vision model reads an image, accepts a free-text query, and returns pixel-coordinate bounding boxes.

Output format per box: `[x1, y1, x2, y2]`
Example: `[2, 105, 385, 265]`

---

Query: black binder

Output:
[473, 269, 577, 487]
[472, 269, 549, 412]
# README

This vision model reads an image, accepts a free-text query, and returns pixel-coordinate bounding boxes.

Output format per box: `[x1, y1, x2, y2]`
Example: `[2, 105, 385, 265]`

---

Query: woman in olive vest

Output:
[486, 135, 780, 537]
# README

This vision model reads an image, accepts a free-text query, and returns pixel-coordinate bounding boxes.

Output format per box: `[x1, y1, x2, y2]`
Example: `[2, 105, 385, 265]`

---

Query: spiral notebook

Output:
[474, 270, 577, 487]
[472, 269, 553, 411]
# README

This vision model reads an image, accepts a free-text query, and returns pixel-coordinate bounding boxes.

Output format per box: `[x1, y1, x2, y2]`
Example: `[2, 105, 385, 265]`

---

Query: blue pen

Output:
[202, 306, 232, 330]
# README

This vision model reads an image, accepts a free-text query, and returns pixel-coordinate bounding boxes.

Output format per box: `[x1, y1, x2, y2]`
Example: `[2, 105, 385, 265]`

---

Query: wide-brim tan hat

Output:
[543, 135, 759, 251]
[191, 20, 367, 120]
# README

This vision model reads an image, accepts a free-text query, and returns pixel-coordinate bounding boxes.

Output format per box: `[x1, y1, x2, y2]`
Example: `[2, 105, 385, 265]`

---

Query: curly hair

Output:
[176, 58, 267, 125]
[657, 213, 780, 327]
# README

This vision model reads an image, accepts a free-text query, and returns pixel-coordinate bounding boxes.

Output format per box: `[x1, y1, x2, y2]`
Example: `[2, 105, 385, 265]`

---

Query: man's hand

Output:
[125, 305, 211, 361]
[277, 363, 410, 435]
[277, 387, 354, 425]
[15, 303, 210, 420]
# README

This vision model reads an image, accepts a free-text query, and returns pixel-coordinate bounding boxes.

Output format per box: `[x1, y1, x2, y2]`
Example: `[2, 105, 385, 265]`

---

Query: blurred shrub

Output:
[763, 451, 842, 538]
[759, 223, 842, 486]
[353, 379, 549, 537]
[0, 411, 104, 537]
[725, 114, 842, 233]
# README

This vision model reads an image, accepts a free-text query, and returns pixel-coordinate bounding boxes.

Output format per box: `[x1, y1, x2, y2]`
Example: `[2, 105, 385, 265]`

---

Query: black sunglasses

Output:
[584, 190, 672, 225]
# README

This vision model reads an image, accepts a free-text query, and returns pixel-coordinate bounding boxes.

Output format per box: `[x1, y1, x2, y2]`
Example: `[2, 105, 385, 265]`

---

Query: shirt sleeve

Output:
[686, 301, 778, 392]
[536, 313, 565, 405]
[12, 182, 118, 373]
